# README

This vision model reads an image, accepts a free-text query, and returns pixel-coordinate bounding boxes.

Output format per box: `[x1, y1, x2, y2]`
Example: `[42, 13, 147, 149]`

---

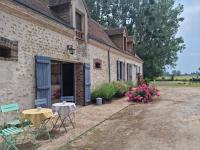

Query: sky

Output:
[172, 0, 200, 74]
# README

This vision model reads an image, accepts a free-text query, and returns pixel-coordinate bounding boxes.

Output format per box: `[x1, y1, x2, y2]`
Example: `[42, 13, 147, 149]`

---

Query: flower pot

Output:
[96, 98, 103, 105]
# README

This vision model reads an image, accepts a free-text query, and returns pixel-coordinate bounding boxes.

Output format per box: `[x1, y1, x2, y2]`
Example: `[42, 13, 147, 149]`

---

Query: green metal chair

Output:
[0, 103, 24, 150]
[0, 103, 21, 127]
[0, 127, 23, 150]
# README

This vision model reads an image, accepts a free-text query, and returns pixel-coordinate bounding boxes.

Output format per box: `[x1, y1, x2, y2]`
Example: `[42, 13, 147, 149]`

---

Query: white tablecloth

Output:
[52, 102, 76, 117]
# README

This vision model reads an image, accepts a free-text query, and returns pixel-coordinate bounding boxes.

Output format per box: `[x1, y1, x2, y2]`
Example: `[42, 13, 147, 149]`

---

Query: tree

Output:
[86, 0, 185, 79]
[172, 70, 181, 76]
[197, 67, 200, 78]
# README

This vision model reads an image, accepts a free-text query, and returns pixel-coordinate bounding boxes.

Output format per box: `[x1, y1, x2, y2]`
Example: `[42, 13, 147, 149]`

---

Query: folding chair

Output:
[0, 103, 24, 150]
[60, 96, 75, 103]
[60, 96, 76, 127]
[35, 98, 48, 108]
[34, 98, 58, 141]
[0, 103, 22, 127]
[0, 127, 23, 150]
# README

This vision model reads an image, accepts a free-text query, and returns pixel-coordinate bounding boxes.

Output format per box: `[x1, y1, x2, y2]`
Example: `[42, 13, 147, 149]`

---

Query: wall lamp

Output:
[67, 45, 75, 55]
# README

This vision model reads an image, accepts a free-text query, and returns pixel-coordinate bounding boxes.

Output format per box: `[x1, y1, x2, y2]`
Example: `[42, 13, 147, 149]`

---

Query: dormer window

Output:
[76, 12, 82, 31]
[123, 36, 127, 51]
[76, 12, 84, 40]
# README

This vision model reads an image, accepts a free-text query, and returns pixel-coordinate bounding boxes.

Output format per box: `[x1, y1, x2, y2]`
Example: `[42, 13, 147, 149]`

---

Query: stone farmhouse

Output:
[0, 0, 143, 111]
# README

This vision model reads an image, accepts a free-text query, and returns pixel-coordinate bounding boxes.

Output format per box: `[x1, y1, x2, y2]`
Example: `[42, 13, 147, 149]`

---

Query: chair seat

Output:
[7, 119, 21, 126]
[0, 127, 23, 137]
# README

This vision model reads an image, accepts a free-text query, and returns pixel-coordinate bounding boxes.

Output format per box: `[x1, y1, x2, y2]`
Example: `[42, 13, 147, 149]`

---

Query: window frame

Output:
[76, 12, 82, 32]
[123, 36, 127, 51]
[0, 37, 18, 61]
[93, 59, 102, 70]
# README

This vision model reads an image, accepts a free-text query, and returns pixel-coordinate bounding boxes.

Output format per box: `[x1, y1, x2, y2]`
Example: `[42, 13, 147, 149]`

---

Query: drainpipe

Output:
[108, 47, 111, 82]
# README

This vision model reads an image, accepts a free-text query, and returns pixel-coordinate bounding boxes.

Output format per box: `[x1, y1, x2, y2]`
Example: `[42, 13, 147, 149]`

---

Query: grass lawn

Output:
[154, 81, 200, 87]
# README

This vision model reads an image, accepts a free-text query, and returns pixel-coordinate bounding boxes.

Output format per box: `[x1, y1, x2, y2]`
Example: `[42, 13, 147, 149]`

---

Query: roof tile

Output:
[88, 19, 118, 49]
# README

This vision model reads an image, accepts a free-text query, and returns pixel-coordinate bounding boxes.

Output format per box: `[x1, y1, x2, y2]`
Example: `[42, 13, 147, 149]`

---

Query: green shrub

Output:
[125, 81, 136, 89]
[144, 78, 151, 84]
[91, 83, 116, 102]
[112, 81, 129, 98]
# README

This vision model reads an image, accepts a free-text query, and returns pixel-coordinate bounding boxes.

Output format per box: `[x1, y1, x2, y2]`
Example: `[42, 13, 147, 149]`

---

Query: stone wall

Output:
[0, 8, 89, 112]
[88, 40, 143, 89]
[109, 50, 142, 83]
[89, 44, 109, 89]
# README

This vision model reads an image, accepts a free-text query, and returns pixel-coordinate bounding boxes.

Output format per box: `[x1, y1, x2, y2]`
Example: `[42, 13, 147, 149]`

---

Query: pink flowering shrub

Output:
[126, 83, 159, 103]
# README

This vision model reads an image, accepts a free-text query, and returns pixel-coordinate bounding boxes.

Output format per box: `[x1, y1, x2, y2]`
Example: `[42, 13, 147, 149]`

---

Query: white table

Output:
[52, 102, 76, 132]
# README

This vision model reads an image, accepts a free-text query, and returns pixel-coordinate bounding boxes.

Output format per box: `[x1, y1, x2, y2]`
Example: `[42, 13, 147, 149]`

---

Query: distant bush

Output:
[92, 83, 116, 102]
[191, 78, 200, 82]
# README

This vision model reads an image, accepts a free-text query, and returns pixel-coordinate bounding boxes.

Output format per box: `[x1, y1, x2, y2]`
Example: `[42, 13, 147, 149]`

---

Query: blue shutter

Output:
[123, 62, 126, 80]
[129, 64, 133, 81]
[35, 56, 51, 107]
[117, 61, 120, 80]
[84, 63, 91, 105]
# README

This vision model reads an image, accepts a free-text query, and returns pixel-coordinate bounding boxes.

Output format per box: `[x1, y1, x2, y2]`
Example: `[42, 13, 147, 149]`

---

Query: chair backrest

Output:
[35, 98, 48, 108]
[0, 103, 19, 113]
[60, 96, 74, 102]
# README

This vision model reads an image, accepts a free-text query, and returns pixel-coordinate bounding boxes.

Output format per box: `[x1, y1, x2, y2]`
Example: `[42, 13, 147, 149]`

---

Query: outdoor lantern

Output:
[67, 45, 75, 55]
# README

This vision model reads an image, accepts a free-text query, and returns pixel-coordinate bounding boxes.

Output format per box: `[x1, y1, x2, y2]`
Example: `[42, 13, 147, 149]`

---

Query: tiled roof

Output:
[14, 0, 73, 28]
[48, 0, 70, 7]
[88, 19, 119, 49]
[12, 0, 142, 62]
[105, 28, 126, 36]
[135, 54, 143, 62]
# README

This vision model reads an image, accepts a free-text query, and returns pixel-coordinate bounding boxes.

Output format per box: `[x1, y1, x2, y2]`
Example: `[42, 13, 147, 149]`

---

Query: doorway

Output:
[62, 63, 74, 97]
[51, 61, 75, 104]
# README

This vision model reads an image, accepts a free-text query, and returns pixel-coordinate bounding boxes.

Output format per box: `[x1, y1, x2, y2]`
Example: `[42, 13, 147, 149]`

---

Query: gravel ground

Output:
[65, 86, 200, 150]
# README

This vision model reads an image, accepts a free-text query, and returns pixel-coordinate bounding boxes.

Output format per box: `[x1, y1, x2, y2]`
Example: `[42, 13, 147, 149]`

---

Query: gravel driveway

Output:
[65, 87, 200, 150]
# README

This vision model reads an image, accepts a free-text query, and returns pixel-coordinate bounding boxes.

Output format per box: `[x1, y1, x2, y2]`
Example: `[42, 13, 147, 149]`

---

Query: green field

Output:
[154, 81, 200, 87]
[156, 75, 196, 81]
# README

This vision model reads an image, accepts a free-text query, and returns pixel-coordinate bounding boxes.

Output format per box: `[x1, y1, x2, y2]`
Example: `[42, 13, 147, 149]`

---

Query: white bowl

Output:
[37, 107, 42, 111]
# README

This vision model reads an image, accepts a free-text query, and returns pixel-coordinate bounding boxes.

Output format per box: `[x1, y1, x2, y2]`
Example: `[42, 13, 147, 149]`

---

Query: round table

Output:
[21, 108, 53, 126]
[52, 102, 76, 131]
[52, 102, 76, 117]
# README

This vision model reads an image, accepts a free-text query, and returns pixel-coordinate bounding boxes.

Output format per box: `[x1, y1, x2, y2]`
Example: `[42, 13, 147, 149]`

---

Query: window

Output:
[0, 47, 11, 58]
[127, 64, 130, 80]
[93, 59, 102, 69]
[117, 61, 125, 80]
[123, 37, 127, 51]
[76, 12, 82, 31]
[76, 12, 85, 40]
[136, 65, 141, 79]
[127, 63, 133, 81]
[0, 37, 18, 60]
[95, 62, 101, 69]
